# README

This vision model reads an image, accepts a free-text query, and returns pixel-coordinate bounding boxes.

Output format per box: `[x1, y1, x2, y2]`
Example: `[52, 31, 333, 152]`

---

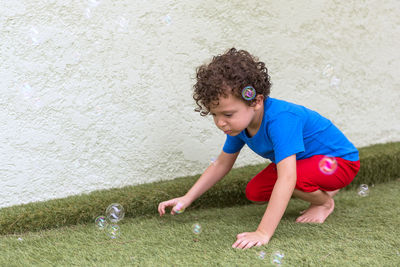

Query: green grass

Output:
[1, 180, 399, 266]
[1, 142, 400, 236]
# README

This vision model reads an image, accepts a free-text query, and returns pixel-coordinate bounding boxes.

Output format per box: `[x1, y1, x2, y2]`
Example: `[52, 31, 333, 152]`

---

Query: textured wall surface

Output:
[1, 0, 399, 208]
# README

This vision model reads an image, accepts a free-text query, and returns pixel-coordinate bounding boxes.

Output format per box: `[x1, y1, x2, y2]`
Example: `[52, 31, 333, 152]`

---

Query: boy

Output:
[158, 48, 360, 249]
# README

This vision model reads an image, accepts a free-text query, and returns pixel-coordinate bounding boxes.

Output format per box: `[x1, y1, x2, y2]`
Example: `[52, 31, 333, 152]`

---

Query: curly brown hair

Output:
[193, 48, 272, 116]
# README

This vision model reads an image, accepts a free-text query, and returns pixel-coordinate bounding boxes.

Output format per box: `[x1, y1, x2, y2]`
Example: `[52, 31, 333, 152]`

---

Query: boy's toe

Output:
[295, 215, 306, 223]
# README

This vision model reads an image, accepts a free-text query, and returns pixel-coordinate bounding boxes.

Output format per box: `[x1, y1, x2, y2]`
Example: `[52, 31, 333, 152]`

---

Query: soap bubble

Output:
[357, 184, 369, 197]
[319, 156, 338, 175]
[242, 86, 256, 100]
[17, 237, 23, 242]
[28, 27, 40, 45]
[271, 251, 284, 265]
[21, 83, 34, 99]
[106, 203, 125, 222]
[84, 8, 92, 18]
[174, 202, 185, 214]
[106, 224, 121, 239]
[88, 0, 101, 7]
[322, 64, 334, 77]
[85, 0, 101, 18]
[163, 14, 172, 25]
[95, 216, 108, 229]
[330, 76, 341, 88]
[92, 105, 103, 116]
[258, 251, 266, 260]
[32, 97, 43, 109]
[116, 16, 129, 32]
[210, 157, 216, 166]
[192, 223, 202, 234]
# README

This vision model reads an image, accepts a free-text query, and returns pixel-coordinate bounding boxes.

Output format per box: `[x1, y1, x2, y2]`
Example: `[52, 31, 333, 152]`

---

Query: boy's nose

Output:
[217, 119, 226, 127]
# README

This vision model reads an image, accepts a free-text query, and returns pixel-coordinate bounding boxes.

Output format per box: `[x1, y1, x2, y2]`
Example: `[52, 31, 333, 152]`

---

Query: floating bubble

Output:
[319, 156, 338, 175]
[94, 106, 103, 116]
[192, 223, 202, 234]
[28, 27, 40, 45]
[330, 76, 341, 88]
[174, 202, 185, 214]
[84, 0, 101, 18]
[163, 14, 172, 25]
[88, 0, 101, 7]
[116, 16, 129, 32]
[106, 203, 125, 222]
[322, 64, 334, 77]
[17, 237, 23, 241]
[271, 251, 284, 266]
[33, 97, 43, 109]
[106, 224, 121, 239]
[84, 8, 92, 19]
[210, 157, 216, 166]
[258, 251, 266, 260]
[95, 215, 108, 229]
[30, 27, 39, 35]
[242, 86, 256, 100]
[357, 184, 369, 197]
[21, 83, 34, 99]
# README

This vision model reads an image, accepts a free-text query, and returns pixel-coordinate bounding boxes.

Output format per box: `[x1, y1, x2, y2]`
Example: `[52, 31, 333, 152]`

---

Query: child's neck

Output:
[246, 105, 264, 137]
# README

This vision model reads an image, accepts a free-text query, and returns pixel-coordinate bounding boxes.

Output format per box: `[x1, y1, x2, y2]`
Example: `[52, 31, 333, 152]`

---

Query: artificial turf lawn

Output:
[1, 142, 400, 236]
[1, 180, 399, 266]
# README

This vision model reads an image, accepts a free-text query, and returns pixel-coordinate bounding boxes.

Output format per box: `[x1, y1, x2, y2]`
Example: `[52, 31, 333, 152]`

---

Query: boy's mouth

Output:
[224, 130, 232, 134]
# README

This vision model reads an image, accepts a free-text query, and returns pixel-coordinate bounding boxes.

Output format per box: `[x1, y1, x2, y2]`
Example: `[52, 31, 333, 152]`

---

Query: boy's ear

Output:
[254, 94, 264, 110]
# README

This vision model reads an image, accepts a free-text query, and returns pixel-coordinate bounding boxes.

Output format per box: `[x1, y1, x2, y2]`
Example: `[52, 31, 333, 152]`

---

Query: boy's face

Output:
[209, 93, 264, 136]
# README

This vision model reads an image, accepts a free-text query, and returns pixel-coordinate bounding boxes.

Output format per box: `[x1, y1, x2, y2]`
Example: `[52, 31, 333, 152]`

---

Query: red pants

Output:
[245, 155, 360, 202]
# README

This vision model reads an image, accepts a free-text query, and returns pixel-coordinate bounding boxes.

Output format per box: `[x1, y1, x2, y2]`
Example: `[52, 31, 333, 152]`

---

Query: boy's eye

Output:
[224, 114, 232, 117]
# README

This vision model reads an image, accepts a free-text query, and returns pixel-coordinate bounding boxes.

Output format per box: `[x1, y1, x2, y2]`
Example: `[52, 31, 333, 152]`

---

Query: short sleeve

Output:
[222, 134, 245, 154]
[268, 112, 305, 163]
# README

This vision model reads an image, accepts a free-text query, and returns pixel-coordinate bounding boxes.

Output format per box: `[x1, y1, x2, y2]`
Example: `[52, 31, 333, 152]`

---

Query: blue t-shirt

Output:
[222, 97, 359, 163]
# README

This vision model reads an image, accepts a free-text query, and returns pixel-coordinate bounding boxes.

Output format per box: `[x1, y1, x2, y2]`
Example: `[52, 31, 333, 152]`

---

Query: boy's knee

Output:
[245, 184, 269, 204]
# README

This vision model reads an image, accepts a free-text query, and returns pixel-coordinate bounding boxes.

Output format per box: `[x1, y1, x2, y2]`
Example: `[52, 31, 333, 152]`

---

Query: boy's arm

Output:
[256, 154, 297, 238]
[184, 151, 240, 204]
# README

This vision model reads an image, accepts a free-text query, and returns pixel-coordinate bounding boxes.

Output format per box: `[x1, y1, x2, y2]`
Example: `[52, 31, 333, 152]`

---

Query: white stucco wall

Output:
[1, 0, 399, 208]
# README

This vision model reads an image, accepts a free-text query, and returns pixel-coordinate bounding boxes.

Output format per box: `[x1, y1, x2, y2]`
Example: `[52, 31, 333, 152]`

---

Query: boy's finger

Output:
[158, 203, 164, 214]
[160, 204, 167, 216]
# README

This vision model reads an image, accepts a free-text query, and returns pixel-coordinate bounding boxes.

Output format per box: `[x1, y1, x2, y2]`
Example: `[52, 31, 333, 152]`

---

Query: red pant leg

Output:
[245, 155, 361, 202]
[245, 163, 278, 202]
[295, 155, 360, 192]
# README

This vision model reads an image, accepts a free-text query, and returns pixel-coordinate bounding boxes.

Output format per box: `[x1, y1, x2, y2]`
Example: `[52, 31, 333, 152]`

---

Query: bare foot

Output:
[296, 198, 335, 223]
[299, 190, 339, 215]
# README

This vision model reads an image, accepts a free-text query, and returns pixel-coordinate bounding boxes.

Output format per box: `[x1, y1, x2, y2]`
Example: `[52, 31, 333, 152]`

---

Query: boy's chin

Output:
[226, 131, 239, 136]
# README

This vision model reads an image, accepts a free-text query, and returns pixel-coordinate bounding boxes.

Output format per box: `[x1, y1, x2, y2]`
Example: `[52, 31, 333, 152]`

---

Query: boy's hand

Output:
[232, 230, 270, 249]
[158, 196, 190, 216]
